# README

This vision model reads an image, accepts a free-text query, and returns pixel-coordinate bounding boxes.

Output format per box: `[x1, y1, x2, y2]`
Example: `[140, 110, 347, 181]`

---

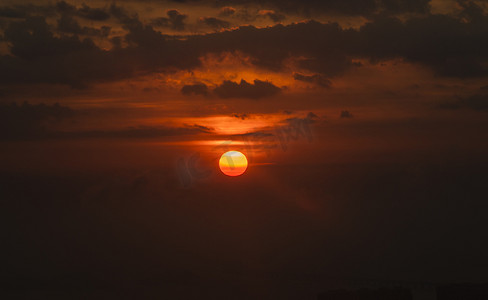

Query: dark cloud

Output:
[150, 9, 187, 31]
[55, 1, 76, 14]
[293, 73, 332, 88]
[57, 14, 83, 33]
[284, 112, 318, 126]
[0, 6, 28, 18]
[0, 3, 56, 19]
[190, 21, 357, 75]
[213, 79, 282, 99]
[380, 0, 431, 14]
[0, 14, 197, 88]
[169, 0, 431, 16]
[258, 9, 285, 22]
[1, 2, 487, 91]
[77, 3, 110, 21]
[0, 2, 111, 21]
[108, 3, 132, 22]
[194, 7, 488, 78]
[198, 17, 231, 29]
[340, 110, 353, 118]
[457, 0, 486, 22]
[355, 10, 488, 77]
[57, 14, 111, 36]
[110, 36, 123, 48]
[4, 16, 97, 60]
[174, 4, 484, 79]
[54, 2, 110, 21]
[228, 8, 258, 22]
[220, 8, 285, 23]
[219, 6, 236, 17]
[0, 16, 130, 88]
[181, 83, 209, 96]
[232, 113, 250, 119]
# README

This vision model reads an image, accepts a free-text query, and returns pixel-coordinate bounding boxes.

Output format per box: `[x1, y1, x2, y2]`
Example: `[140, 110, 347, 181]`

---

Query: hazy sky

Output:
[1, 1, 488, 299]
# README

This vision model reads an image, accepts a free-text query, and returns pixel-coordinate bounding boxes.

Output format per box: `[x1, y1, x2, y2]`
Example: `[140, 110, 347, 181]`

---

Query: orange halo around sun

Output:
[219, 151, 248, 176]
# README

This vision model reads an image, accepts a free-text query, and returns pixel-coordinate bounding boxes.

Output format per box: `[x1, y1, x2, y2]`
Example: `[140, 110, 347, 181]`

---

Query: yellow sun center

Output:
[219, 151, 248, 176]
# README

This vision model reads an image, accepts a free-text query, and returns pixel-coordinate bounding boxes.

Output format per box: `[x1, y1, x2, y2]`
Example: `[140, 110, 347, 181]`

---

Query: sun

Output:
[219, 151, 248, 177]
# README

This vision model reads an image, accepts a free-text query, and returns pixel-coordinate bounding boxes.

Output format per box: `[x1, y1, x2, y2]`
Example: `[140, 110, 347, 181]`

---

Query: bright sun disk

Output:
[219, 151, 248, 177]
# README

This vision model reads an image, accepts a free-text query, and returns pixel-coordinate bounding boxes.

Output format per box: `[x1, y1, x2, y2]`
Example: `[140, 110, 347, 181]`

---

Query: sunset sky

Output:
[1, 0, 488, 299]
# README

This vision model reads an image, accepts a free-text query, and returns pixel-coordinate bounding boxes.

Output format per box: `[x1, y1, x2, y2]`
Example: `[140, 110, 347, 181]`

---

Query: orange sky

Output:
[2, 1, 488, 297]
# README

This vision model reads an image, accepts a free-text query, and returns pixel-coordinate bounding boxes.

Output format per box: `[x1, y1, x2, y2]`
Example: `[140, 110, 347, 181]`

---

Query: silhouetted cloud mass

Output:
[168, 0, 431, 16]
[57, 14, 111, 36]
[150, 9, 187, 31]
[293, 73, 332, 87]
[219, 6, 236, 16]
[258, 10, 286, 22]
[0, 3, 487, 90]
[199, 17, 231, 29]
[213, 79, 282, 99]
